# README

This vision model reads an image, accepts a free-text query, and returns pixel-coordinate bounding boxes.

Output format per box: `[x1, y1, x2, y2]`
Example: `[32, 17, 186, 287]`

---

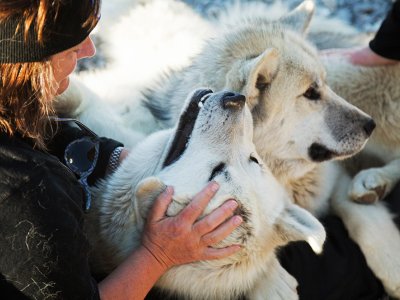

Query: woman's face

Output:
[50, 36, 96, 95]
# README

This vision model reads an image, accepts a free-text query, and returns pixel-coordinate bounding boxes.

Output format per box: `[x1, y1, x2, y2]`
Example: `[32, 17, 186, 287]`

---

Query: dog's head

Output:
[135, 89, 326, 261]
[196, 1, 374, 166]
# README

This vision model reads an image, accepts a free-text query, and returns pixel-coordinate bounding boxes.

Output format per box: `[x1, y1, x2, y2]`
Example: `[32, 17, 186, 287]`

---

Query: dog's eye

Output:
[209, 163, 226, 181]
[250, 156, 259, 164]
[303, 87, 320, 100]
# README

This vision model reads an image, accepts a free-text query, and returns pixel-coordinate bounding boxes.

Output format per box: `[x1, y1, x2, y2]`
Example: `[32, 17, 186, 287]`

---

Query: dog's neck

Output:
[263, 155, 332, 215]
[264, 156, 317, 182]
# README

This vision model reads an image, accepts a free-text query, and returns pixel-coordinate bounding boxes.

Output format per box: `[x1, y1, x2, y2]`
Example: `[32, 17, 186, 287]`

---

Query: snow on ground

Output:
[184, 0, 393, 32]
[78, 0, 393, 72]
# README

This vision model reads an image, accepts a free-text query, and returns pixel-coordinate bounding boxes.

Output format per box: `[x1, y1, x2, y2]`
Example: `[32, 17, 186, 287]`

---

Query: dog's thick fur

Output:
[58, 0, 400, 297]
[86, 89, 326, 299]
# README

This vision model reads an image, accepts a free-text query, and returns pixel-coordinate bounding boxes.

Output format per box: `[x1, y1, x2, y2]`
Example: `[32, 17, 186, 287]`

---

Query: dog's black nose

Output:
[222, 92, 246, 110]
[363, 118, 376, 136]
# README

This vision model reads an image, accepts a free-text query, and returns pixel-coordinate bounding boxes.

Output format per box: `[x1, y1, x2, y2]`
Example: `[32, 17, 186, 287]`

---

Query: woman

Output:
[0, 1, 242, 299]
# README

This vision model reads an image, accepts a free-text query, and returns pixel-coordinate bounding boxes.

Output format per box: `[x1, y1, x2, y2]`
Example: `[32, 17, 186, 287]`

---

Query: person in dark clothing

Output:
[369, 0, 400, 62]
[0, 1, 243, 299]
[321, 0, 400, 65]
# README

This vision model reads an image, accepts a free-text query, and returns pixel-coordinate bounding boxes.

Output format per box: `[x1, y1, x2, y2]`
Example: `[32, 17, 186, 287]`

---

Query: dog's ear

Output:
[244, 47, 279, 105]
[135, 177, 168, 223]
[274, 203, 326, 254]
[279, 0, 315, 35]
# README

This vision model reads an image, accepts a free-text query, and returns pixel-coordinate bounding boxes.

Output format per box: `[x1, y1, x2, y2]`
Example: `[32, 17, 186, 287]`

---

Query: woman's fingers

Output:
[193, 199, 238, 235]
[201, 215, 243, 246]
[203, 244, 242, 260]
[177, 181, 220, 224]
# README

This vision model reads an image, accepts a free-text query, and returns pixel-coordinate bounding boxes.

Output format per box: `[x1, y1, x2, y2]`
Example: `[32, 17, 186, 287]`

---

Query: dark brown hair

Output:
[0, 0, 100, 149]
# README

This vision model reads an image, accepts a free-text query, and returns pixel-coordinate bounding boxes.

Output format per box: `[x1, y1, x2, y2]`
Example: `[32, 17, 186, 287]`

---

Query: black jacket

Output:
[0, 127, 121, 300]
[0, 133, 99, 299]
[370, 0, 400, 60]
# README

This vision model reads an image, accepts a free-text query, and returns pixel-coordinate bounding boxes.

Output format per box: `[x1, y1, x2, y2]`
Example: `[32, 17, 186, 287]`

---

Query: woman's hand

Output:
[141, 181, 243, 270]
[320, 46, 399, 66]
[99, 182, 242, 299]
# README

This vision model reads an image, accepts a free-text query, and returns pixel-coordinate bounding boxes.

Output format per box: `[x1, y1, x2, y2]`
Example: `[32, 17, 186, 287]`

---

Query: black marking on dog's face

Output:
[308, 143, 337, 162]
[163, 89, 213, 168]
[208, 163, 226, 182]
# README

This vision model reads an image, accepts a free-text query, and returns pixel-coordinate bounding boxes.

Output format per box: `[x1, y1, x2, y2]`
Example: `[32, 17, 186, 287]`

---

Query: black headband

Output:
[0, 0, 99, 63]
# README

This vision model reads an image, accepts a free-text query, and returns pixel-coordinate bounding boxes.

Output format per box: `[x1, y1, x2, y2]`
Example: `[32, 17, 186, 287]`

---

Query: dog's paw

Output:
[349, 168, 392, 204]
[249, 259, 298, 300]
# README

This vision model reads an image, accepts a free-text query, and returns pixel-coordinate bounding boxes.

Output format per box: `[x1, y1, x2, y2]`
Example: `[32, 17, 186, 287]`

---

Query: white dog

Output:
[85, 89, 326, 300]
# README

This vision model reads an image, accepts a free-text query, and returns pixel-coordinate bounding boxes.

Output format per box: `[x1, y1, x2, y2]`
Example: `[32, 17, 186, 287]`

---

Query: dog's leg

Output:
[247, 256, 298, 300]
[332, 170, 400, 298]
[349, 158, 400, 203]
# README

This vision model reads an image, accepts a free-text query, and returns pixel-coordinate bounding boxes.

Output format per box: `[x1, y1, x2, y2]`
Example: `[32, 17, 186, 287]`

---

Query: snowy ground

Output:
[184, 0, 393, 31]
[78, 0, 394, 72]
